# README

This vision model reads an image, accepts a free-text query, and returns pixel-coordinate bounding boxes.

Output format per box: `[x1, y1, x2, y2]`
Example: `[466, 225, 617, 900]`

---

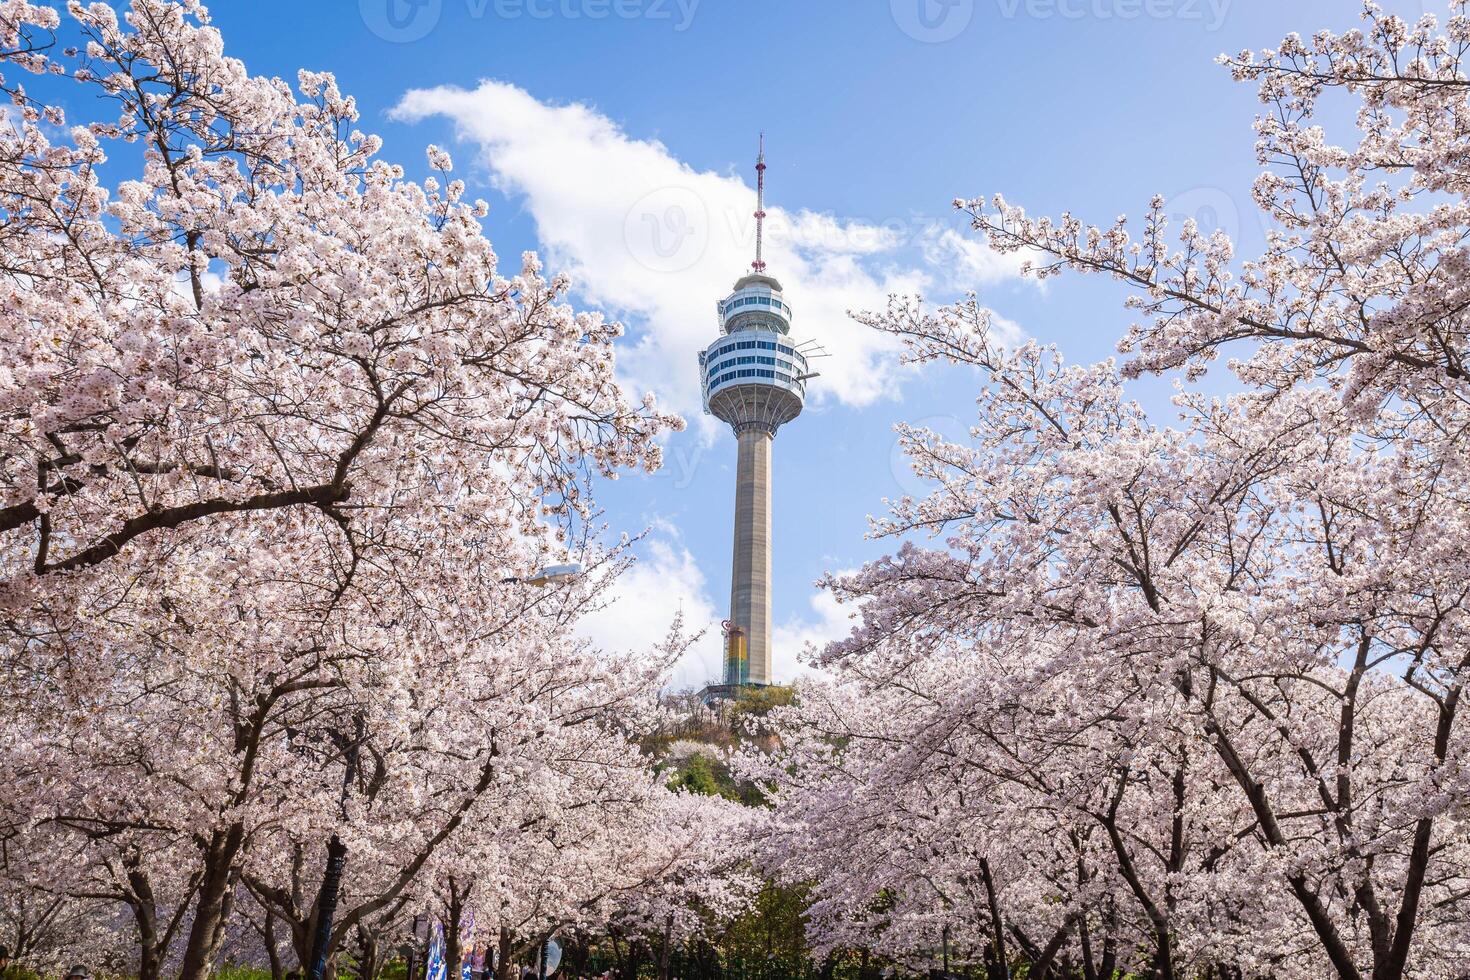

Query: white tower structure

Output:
[698, 138, 814, 690]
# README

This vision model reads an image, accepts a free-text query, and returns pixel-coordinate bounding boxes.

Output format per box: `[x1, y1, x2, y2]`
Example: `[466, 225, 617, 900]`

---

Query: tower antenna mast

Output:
[752, 134, 767, 274]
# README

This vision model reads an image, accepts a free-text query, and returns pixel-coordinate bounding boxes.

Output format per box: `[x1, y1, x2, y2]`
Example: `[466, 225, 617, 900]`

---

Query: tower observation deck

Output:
[698, 138, 813, 693]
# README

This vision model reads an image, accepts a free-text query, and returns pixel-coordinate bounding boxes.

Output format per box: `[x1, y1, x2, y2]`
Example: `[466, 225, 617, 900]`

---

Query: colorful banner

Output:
[460, 908, 477, 980]
[426, 921, 446, 980]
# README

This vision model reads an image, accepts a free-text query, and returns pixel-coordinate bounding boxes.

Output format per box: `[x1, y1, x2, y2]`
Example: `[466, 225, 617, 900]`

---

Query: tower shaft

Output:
[698, 137, 809, 701]
[729, 428, 773, 685]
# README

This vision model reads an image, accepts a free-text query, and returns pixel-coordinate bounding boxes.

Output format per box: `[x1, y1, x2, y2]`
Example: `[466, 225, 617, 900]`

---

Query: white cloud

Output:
[922, 227, 1035, 292]
[576, 527, 859, 691]
[170, 267, 226, 307]
[576, 526, 725, 693]
[390, 81, 1025, 437]
[772, 578, 858, 684]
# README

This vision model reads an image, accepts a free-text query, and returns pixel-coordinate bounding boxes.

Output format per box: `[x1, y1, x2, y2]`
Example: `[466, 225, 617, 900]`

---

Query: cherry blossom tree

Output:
[222, 553, 680, 977]
[0, 827, 133, 978]
[0, 3, 695, 980]
[761, 5, 1470, 979]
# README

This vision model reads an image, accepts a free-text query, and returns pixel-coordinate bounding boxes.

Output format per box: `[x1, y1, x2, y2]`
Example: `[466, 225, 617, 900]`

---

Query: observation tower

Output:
[698, 138, 819, 695]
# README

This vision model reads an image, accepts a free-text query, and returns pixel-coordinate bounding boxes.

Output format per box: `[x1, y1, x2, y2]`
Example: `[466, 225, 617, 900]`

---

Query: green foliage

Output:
[666, 752, 739, 800]
[213, 966, 275, 980]
[0, 965, 45, 980]
[730, 685, 797, 722]
[717, 880, 810, 974]
[377, 957, 410, 980]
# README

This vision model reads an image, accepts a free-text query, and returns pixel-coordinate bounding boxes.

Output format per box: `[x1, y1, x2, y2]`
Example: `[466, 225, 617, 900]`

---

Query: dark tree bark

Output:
[1098, 899, 1118, 980]
[355, 923, 380, 980]
[442, 878, 468, 980]
[180, 833, 246, 980]
[262, 908, 285, 980]
[405, 915, 423, 980]
[497, 927, 514, 980]
[306, 835, 349, 980]
[977, 858, 1009, 980]
[1035, 920, 1076, 980]
[658, 913, 673, 980]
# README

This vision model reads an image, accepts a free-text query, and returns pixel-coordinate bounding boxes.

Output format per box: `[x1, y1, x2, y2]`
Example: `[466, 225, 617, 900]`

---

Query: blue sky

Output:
[74, 0, 1437, 687]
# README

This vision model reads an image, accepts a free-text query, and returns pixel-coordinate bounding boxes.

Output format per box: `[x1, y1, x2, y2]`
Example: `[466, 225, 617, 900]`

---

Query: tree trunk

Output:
[611, 932, 646, 980]
[306, 835, 349, 980]
[290, 911, 313, 975]
[659, 913, 673, 980]
[444, 880, 465, 980]
[1099, 782, 1175, 980]
[357, 925, 380, 980]
[406, 915, 422, 980]
[497, 927, 513, 980]
[264, 911, 285, 980]
[560, 934, 590, 980]
[121, 858, 200, 980]
[978, 858, 1009, 980]
[133, 926, 163, 980]
[180, 827, 246, 980]
[1078, 912, 1097, 980]
[1098, 899, 1118, 980]
[1030, 911, 1081, 980]
[122, 884, 162, 980]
